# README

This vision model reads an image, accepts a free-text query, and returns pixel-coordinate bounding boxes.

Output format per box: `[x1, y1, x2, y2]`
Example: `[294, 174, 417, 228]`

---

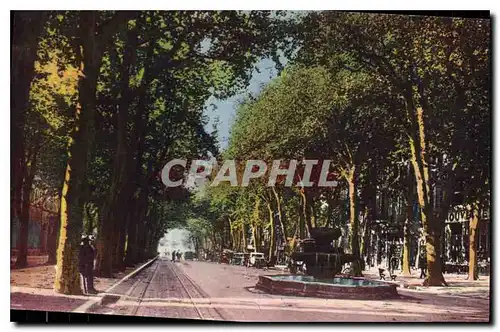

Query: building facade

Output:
[443, 205, 490, 266]
[11, 204, 58, 255]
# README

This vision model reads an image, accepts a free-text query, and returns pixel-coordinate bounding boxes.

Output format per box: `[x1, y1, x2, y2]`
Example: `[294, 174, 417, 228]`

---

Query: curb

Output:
[99, 256, 159, 306]
[72, 256, 159, 313]
[105, 255, 159, 294]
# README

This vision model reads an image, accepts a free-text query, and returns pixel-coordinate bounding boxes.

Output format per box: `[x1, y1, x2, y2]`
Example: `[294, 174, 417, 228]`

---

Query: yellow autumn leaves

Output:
[30, 43, 82, 132]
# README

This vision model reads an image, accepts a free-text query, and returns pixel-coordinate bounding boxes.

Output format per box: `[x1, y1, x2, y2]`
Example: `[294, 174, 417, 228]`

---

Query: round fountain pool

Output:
[256, 275, 399, 300]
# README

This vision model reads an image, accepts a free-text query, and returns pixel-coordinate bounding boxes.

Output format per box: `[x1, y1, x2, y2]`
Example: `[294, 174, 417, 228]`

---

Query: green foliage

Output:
[17, 10, 490, 273]
[295, 12, 490, 188]
[27, 20, 80, 197]
[194, 12, 490, 261]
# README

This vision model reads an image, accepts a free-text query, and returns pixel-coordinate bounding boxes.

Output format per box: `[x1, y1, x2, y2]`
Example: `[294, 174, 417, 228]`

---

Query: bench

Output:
[379, 268, 397, 281]
[378, 268, 385, 280]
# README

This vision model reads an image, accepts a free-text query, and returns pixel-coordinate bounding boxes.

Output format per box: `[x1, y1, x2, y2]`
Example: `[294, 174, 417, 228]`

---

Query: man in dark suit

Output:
[418, 253, 427, 279]
[79, 236, 97, 294]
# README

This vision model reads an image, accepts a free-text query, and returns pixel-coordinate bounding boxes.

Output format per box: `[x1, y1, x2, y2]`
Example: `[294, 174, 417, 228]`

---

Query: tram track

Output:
[91, 258, 224, 320]
[166, 262, 206, 319]
[165, 261, 225, 320]
[128, 259, 162, 317]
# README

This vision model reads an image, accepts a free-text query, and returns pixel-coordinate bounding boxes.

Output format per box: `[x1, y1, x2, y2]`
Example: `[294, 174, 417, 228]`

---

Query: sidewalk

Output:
[10, 258, 156, 313]
[11, 287, 93, 313]
[10, 264, 127, 291]
[10, 255, 49, 269]
[11, 262, 143, 311]
[362, 266, 490, 298]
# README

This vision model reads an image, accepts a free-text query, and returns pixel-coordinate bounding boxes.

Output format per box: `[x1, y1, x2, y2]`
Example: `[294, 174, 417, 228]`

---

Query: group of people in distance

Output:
[171, 250, 182, 262]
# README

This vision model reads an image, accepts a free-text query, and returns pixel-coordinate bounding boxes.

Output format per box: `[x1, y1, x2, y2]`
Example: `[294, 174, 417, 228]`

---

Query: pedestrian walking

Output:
[79, 236, 97, 294]
[418, 254, 427, 279]
[171, 250, 176, 262]
[176, 252, 181, 261]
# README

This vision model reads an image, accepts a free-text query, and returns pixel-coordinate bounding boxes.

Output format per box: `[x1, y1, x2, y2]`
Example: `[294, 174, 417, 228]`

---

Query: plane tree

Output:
[294, 11, 490, 286]
[11, 12, 47, 239]
[17, 10, 293, 293]
[13, 19, 79, 268]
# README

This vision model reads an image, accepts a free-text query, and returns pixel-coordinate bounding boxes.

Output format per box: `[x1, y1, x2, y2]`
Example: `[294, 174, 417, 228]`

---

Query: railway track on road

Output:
[128, 259, 162, 317]
[165, 261, 225, 320]
[90, 258, 224, 320]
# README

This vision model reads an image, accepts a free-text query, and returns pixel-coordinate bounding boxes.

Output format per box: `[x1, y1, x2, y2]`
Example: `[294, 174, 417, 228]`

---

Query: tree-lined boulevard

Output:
[11, 258, 490, 322]
[11, 10, 490, 322]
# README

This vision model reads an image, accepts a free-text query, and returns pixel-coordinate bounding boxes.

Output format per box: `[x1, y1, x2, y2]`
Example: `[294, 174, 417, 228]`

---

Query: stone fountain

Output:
[255, 227, 399, 299]
[290, 227, 358, 278]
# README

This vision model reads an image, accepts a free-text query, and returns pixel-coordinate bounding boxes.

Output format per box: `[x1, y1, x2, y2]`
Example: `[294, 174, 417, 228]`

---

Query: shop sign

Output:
[447, 205, 490, 223]
[447, 207, 471, 223]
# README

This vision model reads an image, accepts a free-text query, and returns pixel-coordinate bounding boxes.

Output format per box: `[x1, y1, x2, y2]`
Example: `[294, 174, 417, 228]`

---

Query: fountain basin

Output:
[256, 275, 399, 300]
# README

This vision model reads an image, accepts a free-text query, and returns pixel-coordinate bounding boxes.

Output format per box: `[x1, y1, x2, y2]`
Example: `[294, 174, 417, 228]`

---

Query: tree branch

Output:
[97, 11, 138, 47]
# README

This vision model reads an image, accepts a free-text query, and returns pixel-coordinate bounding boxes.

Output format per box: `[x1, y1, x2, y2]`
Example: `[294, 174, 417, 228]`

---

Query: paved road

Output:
[177, 261, 490, 322]
[88, 258, 223, 320]
[84, 258, 489, 322]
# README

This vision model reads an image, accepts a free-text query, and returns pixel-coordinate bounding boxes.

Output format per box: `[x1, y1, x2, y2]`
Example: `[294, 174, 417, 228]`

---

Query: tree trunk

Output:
[359, 206, 369, 270]
[15, 194, 31, 268]
[251, 223, 257, 252]
[114, 225, 127, 271]
[95, 194, 116, 277]
[54, 13, 134, 290]
[124, 214, 139, 266]
[242, 224, 248, 252]
[298, 200, 306, 239]
[409, 107, 447, 286]
[271, 187, 287, 249]
[55, 13, 104, 294]
[230, 227, 237, 251]
[251, 197, 261, 252]
[402, 167, 415, 276]
[121, 95, 150, 267]
[228, 218, 235, 250]
[402, 218, 412, 276]
[266, 202, 276, 263]
[226, 217, 232, 250]
[468, 202, 480, 280]
[360, 165, 376, 268]
[11, 12, 45, 268]
[137, 185, 151, 262]
[123, 180, 144, 266]
[136, 221, 145, 262]
[311, 203, 316, 228]
[135, 205, 148, 262]
[347, 165, 362, 276]
[143, 226, 152, 259]
[112, 227, 122, 270]
[15, 154, 38, 268]
[236, 224, 242, 251]
[95, 22, 139, 277]
[46, 210, 60, 265]
[235, 226, 242, 251]
[132, 191, 149, 263]
[85, 204, 94, 235]
[300, 189, 313, 237]
[110, 195, 130, 272]
[11, 12, 46, 226]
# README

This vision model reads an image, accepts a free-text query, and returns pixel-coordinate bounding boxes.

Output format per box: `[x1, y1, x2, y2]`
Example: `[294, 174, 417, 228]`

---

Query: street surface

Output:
[11, 258, 490, 322]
